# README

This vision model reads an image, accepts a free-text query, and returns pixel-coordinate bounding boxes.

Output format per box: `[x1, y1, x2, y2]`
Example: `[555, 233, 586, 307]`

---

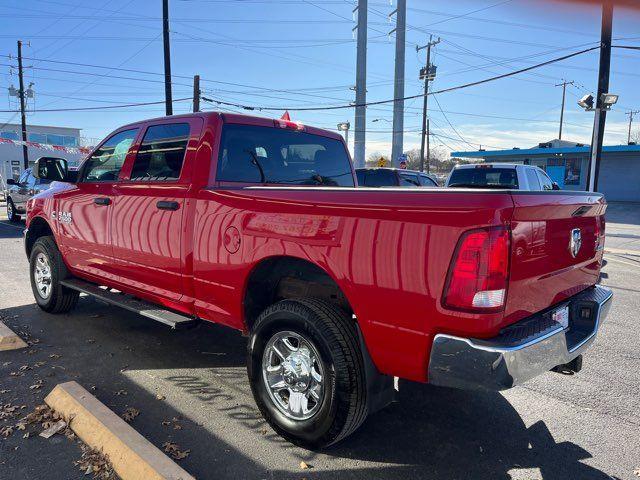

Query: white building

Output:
[0, 123, 90, 188]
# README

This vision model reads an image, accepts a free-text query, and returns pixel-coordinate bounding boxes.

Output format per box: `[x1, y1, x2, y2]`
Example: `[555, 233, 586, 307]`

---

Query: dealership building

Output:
[0, 123, 90, 189]
[451, 139, 640, 202]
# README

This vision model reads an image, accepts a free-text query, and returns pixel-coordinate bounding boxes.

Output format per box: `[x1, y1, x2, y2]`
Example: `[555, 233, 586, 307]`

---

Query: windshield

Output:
[448, 167, 519, 189]
[217, 124, 354, 187]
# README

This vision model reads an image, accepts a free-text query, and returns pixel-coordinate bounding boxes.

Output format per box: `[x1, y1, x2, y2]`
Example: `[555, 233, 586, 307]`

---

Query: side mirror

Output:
[552, 182, 561, 190]
[6, 178, 16, 186]
[33, 157, 69, 182]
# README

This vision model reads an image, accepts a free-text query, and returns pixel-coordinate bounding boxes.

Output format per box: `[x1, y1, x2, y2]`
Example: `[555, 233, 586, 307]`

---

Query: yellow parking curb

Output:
[45, 381, 195, 480]
[0, 321, 28, 351]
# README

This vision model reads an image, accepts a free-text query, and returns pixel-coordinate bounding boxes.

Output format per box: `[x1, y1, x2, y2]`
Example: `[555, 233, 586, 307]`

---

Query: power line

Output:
[431, 94, 476, 148]
[0, 97, 191, 113]
[201, 46, 600, 112]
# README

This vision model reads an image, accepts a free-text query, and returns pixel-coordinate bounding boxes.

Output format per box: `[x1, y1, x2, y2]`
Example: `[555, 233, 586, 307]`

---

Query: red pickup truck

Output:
[26, 112, 612, 448]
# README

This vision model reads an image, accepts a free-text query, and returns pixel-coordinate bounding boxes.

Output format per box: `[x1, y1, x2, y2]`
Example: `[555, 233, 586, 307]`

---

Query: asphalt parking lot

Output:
[0, 204, 639, 480]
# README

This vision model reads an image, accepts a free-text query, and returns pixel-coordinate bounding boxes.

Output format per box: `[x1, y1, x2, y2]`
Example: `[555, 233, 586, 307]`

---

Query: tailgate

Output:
[504, 192, 606, 326]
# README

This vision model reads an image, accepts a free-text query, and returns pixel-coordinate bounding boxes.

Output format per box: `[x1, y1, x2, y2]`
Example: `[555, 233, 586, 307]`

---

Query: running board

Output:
[60, 278, 199, 330]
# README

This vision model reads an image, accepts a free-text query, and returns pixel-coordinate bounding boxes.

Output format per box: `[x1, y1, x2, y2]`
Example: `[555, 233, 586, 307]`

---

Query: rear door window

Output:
[130, 123, 190, 181]
[537, 170, 554, 190]
[525, 168, 542, 190]
[82, 129, 139, 182]
[398, 172, 420, 187]
[217, 124, 354, 187]
[419, 174, 438, 186]
[448, 167, 519, 189]
[360, 169, 397, 187]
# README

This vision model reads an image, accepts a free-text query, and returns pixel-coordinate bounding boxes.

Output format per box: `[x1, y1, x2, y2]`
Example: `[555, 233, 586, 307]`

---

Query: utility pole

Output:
[352, 0, 367, 168]
[390, 0, 406, 167]
[555, 79, 574, 140]
[16, 41, 29, 170]
[192, 75, 200, 113]
[587, 3, 613, 193]
[626, 110, 639, 144]
[162, 0, 173, 116]
[417, 35, 440, 173]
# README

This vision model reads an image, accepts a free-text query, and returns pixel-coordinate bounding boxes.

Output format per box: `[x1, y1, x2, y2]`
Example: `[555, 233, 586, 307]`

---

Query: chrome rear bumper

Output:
[428, 285, 613, 391]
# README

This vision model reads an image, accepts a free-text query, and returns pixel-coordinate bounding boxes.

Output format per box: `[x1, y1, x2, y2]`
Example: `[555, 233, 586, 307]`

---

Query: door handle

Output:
[94, 197, 111, 206]
[156, 201, 180, 211]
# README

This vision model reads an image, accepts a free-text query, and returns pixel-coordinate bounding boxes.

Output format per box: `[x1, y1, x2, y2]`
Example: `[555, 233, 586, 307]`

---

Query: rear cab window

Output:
[217, 124, 354, 187]
[448, 166, 519, 189]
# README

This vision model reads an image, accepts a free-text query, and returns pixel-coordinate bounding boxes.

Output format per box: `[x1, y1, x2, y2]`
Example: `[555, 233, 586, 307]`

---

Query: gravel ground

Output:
[0, 208, 639, 480]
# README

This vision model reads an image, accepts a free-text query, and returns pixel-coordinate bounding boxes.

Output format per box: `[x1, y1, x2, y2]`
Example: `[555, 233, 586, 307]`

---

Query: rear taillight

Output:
[443, 226, 510, 312]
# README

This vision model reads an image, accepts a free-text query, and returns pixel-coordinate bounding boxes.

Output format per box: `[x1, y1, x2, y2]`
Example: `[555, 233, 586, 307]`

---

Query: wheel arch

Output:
[25, 216, 54, 257]
[243, 255, 355, 332]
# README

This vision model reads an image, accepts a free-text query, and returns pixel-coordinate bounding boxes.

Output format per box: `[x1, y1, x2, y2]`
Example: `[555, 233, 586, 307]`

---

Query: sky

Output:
[1, 0, 640, 159]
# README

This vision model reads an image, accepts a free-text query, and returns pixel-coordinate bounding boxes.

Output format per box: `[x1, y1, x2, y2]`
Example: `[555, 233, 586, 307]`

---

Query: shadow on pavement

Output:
[0, 219, 25, 239]
[0, 298, 616, 480]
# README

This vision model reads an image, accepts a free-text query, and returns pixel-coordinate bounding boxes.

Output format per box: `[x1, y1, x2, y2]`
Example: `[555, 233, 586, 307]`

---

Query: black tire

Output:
[6, 198, 20, 222]
[247, 298, 368, 449]
[29, 236, 79, 313]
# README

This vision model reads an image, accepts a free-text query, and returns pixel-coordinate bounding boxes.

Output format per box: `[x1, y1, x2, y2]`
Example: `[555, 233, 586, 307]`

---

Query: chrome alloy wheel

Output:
[7, 201, 13, 218]
[34, 252, 53, 299]
[262, 331, 325, 420]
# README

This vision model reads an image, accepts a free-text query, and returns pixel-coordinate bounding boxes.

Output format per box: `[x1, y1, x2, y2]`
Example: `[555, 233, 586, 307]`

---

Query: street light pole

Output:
[587, 3, 613, 193]
[352, 0, 367, 169]
[390, 0, 406, 167]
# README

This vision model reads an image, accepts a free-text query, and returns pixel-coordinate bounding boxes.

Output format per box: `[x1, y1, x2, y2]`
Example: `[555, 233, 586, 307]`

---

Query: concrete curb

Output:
[0, 321, 28, 351]
[45, 381, 195, 480]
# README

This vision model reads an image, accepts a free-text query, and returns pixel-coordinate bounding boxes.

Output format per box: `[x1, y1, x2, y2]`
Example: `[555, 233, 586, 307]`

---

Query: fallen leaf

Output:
[49, 354, 61, 359]
[0, 426, 14, 438]
[162, 442, 190, 460]
[156, 394, 166, 401]
[115, 390, 127, 396]
[121, 408, 139, 423]
[300, 461, 311, 470]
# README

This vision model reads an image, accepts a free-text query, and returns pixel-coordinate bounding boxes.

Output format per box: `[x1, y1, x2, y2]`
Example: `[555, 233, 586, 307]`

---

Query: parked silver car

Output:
[4, 168, 52, 222]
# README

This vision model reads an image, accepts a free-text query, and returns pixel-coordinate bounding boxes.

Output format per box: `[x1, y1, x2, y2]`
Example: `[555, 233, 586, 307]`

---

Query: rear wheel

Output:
[6, 198, 20, 222]
[247, 298, 368, 449]
[29, 236, 79, 313]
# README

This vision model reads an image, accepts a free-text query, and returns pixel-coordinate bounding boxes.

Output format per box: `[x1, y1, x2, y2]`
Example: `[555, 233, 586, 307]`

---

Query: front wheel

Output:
[29, 236, 79, 313]
[6, 198, 20, 222]
[247, 298, 368, 449]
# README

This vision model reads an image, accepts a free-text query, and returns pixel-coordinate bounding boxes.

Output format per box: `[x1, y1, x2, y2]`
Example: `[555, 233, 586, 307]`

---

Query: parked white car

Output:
[445, 163, 560, 191]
